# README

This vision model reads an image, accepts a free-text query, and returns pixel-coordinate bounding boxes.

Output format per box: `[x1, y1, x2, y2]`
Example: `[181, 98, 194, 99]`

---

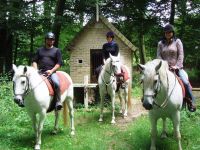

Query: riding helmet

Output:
[45, 32, 55, 39]
[106, 31, 115, 38]
[163, 24, 174, 32]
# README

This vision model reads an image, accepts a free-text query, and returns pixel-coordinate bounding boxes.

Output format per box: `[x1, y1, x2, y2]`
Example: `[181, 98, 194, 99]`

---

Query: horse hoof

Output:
[99, 118, 103, 122]
[123, 113, 128, 117]
[34, 144, 40, 150]
[161, 132, 167, 139]
[111, 120, 116, 124]
[71, 131, 75, 136]
[51, 130, 58, 135]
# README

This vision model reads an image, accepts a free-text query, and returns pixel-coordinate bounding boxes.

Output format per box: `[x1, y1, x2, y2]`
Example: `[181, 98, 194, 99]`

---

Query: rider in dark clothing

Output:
[32, 32, 63, 110]
[102, 31, 119, 62]
[95, 31, 119, 78]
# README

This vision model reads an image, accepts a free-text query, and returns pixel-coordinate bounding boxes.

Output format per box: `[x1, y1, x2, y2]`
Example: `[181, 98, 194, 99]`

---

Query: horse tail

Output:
[63, 100, 68, 127]
[128, 83, 132, 110]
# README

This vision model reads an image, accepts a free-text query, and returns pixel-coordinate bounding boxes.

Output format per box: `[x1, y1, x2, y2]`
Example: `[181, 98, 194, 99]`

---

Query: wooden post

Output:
[84, 75, 89, 109]
[128, 83, 132, 111]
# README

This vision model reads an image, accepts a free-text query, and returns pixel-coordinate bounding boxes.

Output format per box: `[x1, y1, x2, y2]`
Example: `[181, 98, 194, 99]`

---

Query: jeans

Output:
[50, 73, 60, 89]
[178, 69, 195, 103]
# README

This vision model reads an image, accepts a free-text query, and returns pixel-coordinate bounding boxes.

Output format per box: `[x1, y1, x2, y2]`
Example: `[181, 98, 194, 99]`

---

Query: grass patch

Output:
[1, 77, 200, 149]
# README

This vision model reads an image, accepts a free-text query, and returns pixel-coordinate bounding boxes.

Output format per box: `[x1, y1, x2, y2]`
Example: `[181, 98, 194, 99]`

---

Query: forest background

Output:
[0, 0, 199, 85]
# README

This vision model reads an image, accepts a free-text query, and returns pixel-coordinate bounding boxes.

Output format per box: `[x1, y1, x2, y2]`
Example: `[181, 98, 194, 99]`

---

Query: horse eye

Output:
[153, 80, 157, 85]
[21, 81, 25, 84]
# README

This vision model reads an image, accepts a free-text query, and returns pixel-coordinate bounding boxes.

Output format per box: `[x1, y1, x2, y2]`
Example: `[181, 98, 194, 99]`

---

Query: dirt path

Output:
[116, 99, 148, 128]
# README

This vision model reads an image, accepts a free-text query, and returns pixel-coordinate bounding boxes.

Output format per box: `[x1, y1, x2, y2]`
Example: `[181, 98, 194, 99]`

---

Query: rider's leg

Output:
[178, 69, 196, 112]
[51, 73, 62, 110]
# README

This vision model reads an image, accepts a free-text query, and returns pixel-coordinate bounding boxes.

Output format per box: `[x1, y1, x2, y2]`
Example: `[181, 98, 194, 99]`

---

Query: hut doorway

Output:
[90, 49, 103, 83]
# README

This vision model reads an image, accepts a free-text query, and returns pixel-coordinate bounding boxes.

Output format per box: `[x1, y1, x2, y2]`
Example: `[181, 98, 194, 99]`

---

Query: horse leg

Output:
[150, 115, 158, 150]
[111, 94, 116, 124]
[52, 110, 60, 134]
[28, 112, 38, 148]
[66, 97, 75, 135]
[118, 90, 123, 114]
[123, 87, 128, 117]
[34, 111, 46, 150]
[161, 118, 167, 138]
[99, 93, 104, 122]
[172, 111, 182, 150]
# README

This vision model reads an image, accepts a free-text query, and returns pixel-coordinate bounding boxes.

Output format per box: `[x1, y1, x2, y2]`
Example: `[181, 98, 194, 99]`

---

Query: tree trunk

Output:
[169, 0, 176, 25]
[138, 31, 146, 64]
[178, 0, 187, 39]
[53, 0, 66, 47]
[28, 2, 36, 65]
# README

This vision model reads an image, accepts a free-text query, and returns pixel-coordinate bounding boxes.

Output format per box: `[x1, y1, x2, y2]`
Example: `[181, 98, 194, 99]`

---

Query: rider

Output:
[157, 24, 196, 112]
[32, 32, 63, 110]
[102, 31, 119, 62]
[95, 31, 119, 78]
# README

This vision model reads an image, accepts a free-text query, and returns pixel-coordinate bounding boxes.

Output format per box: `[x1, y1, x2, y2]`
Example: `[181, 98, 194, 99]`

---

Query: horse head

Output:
[138, 59, 163, 110]
[109, 53, 121, 75]
[12, 64, 30, 107]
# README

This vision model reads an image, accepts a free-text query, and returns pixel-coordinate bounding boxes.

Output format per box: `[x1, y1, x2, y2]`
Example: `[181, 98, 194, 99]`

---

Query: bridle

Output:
[13, 75, 30, 97]
[13, 73, 49, 98]
[101, 60, 119, 86]
[142, 69, 177, 109]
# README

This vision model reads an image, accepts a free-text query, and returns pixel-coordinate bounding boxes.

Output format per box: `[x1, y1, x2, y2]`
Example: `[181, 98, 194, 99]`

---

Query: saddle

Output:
[170, 69, 194, 111]
[41, 71, 71, 112]
[41, 71, 71, 96]
[116, 65, 130, 92]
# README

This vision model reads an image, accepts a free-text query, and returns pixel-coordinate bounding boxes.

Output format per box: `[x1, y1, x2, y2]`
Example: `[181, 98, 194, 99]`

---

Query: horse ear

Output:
[109, 53, 112, 58]
[24, 66, 27, 74]
[12, 64, 17, 73]
[117, 52, 120, 58]
[155, 61, 162, 72]
[138, 64, 145, 72]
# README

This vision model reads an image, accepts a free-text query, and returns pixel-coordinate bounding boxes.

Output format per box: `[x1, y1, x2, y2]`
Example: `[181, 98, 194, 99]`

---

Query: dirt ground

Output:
[116, 90, 200, 126]
[116, 99, 147, 127]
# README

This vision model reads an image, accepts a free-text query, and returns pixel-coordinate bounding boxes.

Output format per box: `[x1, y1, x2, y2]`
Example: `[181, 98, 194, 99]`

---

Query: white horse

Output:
[98, 53, 130, 124]
[12, 64, 75, 150]
[138, 59, 183, 150]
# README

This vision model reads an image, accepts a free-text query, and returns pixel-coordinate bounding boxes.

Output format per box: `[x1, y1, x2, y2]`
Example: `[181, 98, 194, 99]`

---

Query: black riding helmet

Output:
[106, 31, 114, 38]
[163, 24, 174, 32]
[45, 32, 55, 39]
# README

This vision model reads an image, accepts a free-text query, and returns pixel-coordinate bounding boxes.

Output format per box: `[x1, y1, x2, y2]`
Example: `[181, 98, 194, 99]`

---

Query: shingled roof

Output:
[66, 15, 137, 52]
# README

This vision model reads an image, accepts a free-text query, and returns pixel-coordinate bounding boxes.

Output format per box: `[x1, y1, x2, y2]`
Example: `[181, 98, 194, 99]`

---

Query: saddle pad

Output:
[42, 71, 71, 96]
[176, 76, 185, 98]
[121, 65, 130, 81]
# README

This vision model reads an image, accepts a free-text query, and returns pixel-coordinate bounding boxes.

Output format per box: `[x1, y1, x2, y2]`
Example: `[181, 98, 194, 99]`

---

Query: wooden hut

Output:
[66, 15, 137, 107]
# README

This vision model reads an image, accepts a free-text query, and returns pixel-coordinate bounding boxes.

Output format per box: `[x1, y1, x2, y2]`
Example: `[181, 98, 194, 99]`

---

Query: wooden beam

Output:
[192, 88, 200, 91]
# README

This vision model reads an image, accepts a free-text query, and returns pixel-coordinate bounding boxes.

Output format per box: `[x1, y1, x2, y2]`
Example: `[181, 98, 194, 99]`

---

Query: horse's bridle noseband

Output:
[142, 70, 176, 109]
[101, 60, 117, 85]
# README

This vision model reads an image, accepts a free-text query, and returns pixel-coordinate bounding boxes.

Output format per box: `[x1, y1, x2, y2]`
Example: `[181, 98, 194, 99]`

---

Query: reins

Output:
[101, 61, 116, 93]
[153, 69, 177, 109]
[142, 69, 177, 109]
[13, 73, 50, 97]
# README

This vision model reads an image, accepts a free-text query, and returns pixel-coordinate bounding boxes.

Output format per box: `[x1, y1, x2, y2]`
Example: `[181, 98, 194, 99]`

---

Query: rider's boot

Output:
[185, 97, 196, 112]
[55, 86, 62, 110]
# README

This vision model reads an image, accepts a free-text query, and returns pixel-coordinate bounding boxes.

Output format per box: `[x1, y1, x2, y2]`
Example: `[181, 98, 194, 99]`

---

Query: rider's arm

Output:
[32, 62, 38, 70]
